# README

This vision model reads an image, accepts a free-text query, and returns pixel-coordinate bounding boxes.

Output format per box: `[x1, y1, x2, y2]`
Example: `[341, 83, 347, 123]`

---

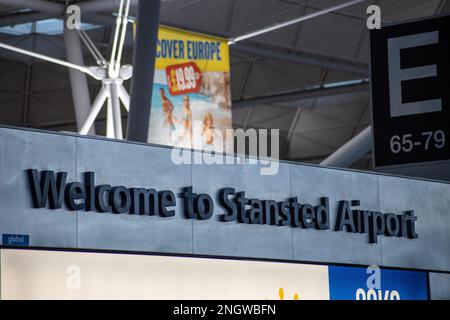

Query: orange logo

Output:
[278, 288, 299, 300]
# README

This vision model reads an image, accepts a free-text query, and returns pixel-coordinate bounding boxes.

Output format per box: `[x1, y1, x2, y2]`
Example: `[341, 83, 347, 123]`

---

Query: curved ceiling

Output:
[0, 0, 447, 169]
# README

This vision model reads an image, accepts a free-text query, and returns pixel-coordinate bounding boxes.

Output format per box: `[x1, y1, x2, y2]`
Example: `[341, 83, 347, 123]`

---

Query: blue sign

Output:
[328, 266, 428, 300]
[2, 234, 30, 246]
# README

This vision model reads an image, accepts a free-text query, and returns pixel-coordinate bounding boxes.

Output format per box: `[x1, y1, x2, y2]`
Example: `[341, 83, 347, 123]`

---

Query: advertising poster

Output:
[328, 266, 428, 300]
[148, 26, 232, 152]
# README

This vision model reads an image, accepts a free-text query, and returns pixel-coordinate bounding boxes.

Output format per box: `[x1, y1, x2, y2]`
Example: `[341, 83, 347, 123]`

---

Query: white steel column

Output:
[106, 91, 114, 139]
[79, 86, 109, 135]
[110, 82, 123, 139]
[320, 126, 372, 168]
[63, 24, 96, 135]
[229, 0, 368, 44]
[118, 84, 130, 112]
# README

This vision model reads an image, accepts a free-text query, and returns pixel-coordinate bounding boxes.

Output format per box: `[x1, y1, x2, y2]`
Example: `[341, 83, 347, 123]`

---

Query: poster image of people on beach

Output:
[147, 26, 232, 152]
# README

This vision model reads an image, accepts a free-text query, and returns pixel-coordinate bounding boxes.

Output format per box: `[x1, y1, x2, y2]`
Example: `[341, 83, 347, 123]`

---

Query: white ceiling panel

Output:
[0, 0, 445, 168]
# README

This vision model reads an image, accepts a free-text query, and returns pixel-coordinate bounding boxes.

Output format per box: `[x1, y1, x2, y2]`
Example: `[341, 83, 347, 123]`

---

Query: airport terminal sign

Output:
[27, 169, 419, 244]
[370, 15, 450, 167]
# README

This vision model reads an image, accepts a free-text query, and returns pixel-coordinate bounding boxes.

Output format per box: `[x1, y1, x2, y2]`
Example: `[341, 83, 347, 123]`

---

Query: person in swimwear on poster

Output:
[160, 88, 177, 135]
[181, 95, 193, 147]
[202, 112, 215, 147]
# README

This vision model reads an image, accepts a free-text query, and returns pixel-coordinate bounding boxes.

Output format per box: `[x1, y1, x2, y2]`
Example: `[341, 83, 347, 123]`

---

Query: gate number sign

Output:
[370, 15, 450, 167]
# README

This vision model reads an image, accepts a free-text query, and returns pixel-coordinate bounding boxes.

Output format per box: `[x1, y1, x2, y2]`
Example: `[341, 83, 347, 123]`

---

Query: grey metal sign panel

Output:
[429, 272, 450, 300]
[0, 126, 449, 272]
[378, 175, 450, 271]
[0, 128, 77, 248]
[75, 137, 193, 254]
[191, 153, 293, 260]
[290, 165, 382, 266]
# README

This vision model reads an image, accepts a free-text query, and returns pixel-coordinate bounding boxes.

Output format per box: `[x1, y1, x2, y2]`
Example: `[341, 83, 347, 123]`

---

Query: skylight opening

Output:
[0, 18, 101, 36]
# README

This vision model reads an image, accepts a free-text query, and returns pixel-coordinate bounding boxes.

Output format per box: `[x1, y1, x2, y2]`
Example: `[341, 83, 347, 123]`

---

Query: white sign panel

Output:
[0, 249, 329, 300]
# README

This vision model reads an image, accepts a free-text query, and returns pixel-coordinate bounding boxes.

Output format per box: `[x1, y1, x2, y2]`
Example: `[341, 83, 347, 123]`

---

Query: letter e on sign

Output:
[388, 31, 441, 117]
[370, 15, 450, 167]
